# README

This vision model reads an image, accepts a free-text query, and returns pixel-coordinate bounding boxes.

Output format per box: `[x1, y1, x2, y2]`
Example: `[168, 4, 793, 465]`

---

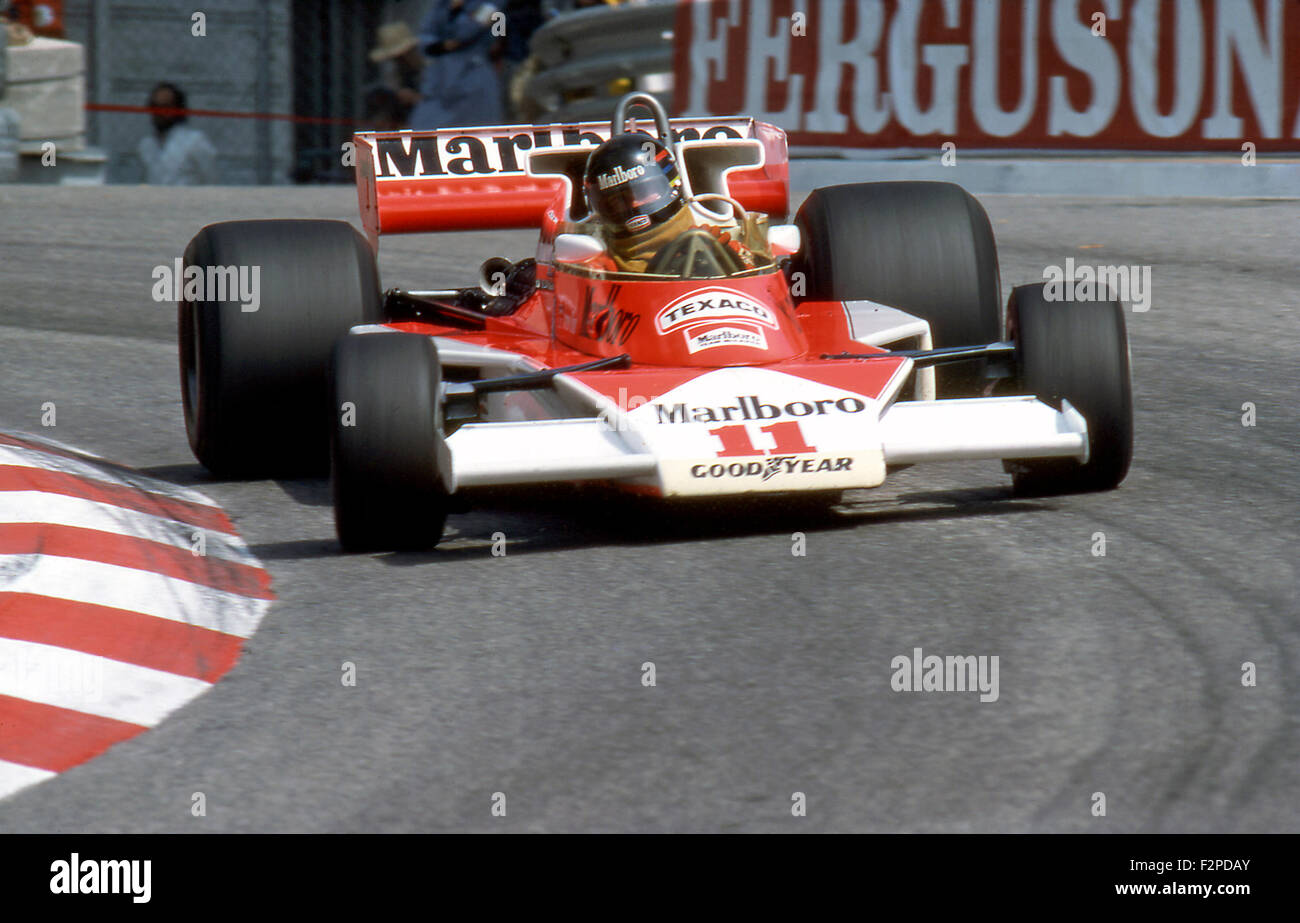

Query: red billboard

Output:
[672, 0, 1300, 151]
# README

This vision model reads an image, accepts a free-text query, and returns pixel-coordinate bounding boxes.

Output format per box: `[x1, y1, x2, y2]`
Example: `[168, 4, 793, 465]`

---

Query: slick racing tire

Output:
[179, 219, 383, 477]
[1005, 282, 1133, 495]
[792, 181, 1002, 396]
[331, 332, 451, 552]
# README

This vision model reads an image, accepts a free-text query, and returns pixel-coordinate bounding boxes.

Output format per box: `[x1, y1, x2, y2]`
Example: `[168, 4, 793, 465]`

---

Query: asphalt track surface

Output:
[0, 184, 1296, 832]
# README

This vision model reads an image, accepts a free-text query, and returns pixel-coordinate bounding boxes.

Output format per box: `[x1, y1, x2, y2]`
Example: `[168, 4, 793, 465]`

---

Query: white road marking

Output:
[0, 759, 57, 801]
[0, 554, 268, 638]
[0, 491, 256, 564]
[0, 444, 223, 508]
[0, 637, 212, 727]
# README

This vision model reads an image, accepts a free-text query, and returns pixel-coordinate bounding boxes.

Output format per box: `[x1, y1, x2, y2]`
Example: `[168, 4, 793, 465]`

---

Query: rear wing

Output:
[354, 118, 789, 245]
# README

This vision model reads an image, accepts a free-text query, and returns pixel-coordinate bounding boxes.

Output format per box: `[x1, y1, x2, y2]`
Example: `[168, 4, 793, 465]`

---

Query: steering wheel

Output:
[646, 228, 747, 279]
[690, 193, 748, 225]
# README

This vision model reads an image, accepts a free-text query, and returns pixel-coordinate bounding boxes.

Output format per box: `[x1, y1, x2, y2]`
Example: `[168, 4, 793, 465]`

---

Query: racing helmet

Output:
[583, 134, 684, 237]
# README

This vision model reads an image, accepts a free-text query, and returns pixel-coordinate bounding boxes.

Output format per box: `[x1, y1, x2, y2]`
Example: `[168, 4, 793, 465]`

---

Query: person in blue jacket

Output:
[409, 0, 504, 129]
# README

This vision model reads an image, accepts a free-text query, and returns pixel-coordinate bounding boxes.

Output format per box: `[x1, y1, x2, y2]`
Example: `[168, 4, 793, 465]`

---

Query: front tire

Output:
[331, 333, 451, 552]
[1006, 282, 1133, 495]
[792, 181, 1002, 396]
[179, 219, 382, 477]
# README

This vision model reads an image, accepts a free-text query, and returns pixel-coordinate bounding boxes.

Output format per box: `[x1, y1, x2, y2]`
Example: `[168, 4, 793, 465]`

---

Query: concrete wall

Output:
[62, 0, 294, 184]
[0, 33, 18, 181]
[5, 37, 86, 152]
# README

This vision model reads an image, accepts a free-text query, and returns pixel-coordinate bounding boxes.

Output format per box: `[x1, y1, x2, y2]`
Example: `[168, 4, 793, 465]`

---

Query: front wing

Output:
[439, 347, 1088, 496]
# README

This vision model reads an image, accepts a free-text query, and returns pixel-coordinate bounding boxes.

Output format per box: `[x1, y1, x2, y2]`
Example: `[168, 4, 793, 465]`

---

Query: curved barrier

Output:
[0, 433, 273, 800]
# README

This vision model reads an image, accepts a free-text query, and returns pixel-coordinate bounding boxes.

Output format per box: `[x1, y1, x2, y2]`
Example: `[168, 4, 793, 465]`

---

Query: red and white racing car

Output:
[178, 93, 1132, 551]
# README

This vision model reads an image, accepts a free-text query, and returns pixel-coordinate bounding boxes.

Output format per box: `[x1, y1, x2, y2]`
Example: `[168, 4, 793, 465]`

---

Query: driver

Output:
[582, 134, 756, 274]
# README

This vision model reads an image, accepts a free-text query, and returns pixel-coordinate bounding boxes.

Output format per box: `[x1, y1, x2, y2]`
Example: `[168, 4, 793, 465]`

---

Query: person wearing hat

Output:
[409, 0, 504, 130]
[369, 21, 425, 125]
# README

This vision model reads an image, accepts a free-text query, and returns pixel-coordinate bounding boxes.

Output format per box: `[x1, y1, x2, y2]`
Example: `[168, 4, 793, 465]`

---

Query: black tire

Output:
[1005, 282, 1133, 495]
[179, 219, 382, 477]
[792, 181, 1002, 395]
[331, 333, 450, 552]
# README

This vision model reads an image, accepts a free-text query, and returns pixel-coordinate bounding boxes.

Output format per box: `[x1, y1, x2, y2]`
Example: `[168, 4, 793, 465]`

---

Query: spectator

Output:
[368, 21, 424, 126]
[544, 0, 617, 12]
[137, 83, 217, 185]
[361, 86, 406, 133]
[503, 1, 543, 65]
[500, 1, 543, 119]
[409, 0, 503, 129]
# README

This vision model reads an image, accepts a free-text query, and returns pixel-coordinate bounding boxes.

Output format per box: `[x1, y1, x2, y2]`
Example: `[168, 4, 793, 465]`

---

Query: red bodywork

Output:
[385, 273, 902, 407]
[353, 118, 903, 405]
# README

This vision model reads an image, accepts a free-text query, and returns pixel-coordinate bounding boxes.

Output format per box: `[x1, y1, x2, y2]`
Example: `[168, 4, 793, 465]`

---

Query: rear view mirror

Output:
[554, 233, 606, 265]
[768, 224, 802, 257]
[479, 256, 513, 296]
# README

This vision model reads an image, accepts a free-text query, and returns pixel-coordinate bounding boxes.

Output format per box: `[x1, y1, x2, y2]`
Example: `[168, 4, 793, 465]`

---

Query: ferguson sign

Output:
[672, 0, 1300, 151]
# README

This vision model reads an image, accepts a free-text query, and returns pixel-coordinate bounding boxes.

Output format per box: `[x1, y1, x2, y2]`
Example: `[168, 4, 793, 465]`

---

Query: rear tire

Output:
[792, 181, 1002, 396]
[1006, 282, 1133, 495]
[179, 219, 382, 477]
[331, 333, 451, 552]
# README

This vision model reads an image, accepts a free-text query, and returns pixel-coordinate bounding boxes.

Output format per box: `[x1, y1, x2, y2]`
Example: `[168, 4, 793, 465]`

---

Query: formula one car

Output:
[178, 93, 1132, 551]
